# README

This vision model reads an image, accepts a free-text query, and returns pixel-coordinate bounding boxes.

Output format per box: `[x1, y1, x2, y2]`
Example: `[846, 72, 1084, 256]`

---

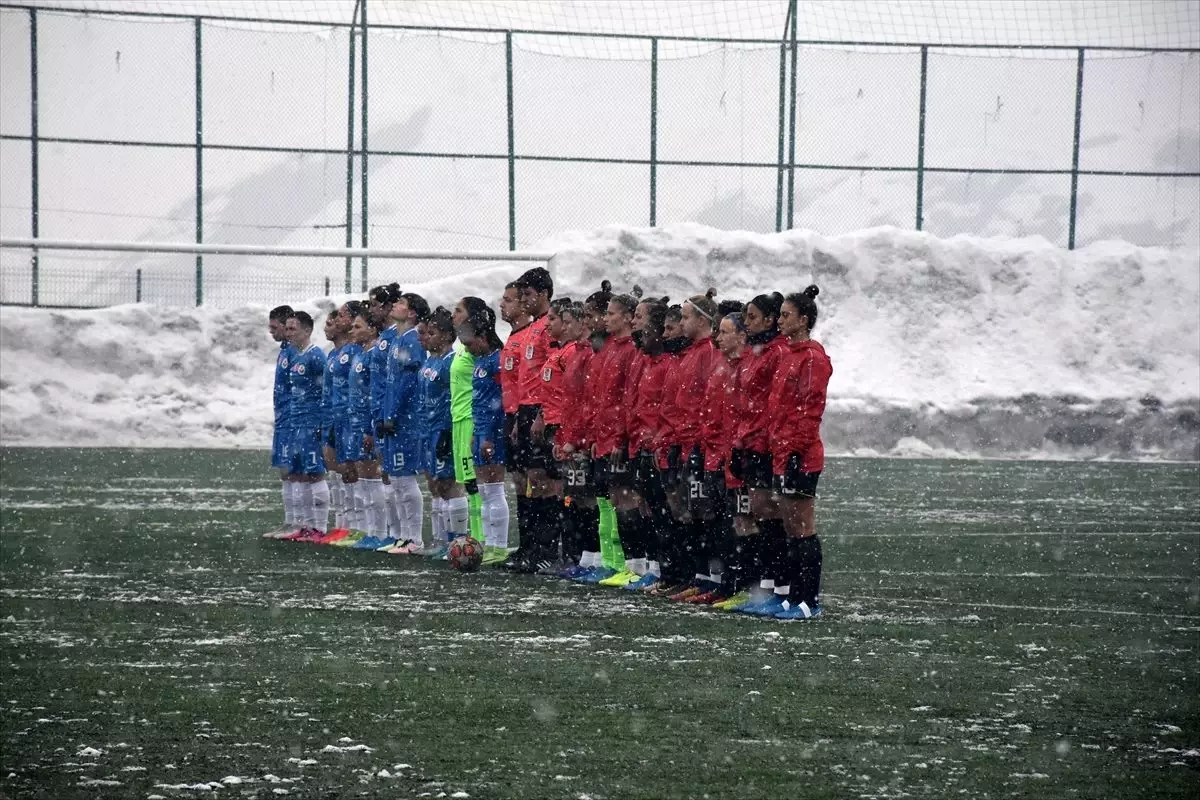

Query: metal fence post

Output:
[774, 1, 790, 233]
[507, 31, 516, 250]
[649, 37, 658, 227]
[344, 2, 358, 294]
[915, 45, 929, 230]
[325, 276, 331, 296]
[194, 18, 204, 306]
[360, 0, 369, 290]
[29, 8, 39, 307]
[136, 268, 142, 303]
[1068, 48, 1085, 249]
[785, 0, 798, 230]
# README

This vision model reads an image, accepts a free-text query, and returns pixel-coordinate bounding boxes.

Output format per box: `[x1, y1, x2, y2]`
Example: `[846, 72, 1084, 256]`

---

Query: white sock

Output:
[311, 479, 330, 533]
[293, 482, 314, 529]
[385, 482, 402, 539]
[362, 478, 387, 537]
[773, 584, 791, 597]
[581, 550, 600, 568]
[390, 475, 424, 544]
[647, 559, 661, 577]
[328, 472, 344, 529]
[447, 495, 469, 537]
[286, 481, 304, 528]
[760, 578, 776, 591]
[478, 481, 510, 549]
[280, 481, 292, 527]
[348, 481, 366, 531]
[431, 498, 446, 543]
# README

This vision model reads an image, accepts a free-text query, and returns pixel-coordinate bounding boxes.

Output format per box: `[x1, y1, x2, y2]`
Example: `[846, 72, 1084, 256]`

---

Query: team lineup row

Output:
[263, 267, 832, 620]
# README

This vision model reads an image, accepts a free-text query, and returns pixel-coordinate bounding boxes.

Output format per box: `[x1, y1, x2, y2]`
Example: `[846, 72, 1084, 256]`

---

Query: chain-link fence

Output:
[0, 2, 1197, 307]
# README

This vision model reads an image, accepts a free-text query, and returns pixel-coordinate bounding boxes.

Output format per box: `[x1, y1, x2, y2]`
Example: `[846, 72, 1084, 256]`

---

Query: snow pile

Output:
[2, 224, 1197, 459]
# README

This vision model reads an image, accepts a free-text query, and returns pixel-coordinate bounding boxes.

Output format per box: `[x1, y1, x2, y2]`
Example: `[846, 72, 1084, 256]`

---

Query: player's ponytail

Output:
[784, 285, 821, 331]
[586, 280, 614, 314]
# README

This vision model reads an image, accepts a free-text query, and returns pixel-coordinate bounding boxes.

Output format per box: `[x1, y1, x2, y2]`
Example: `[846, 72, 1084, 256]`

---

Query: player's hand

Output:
[435, 429, 453, 462]
[481, 440, 495, 461]
[363, 433, 375, 454]
[561, 442, 575, 456]
[531, 414, 546, 441]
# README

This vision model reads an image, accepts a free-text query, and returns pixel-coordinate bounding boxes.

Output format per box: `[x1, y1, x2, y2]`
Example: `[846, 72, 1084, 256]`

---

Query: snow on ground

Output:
[1, 224, 1197, 458]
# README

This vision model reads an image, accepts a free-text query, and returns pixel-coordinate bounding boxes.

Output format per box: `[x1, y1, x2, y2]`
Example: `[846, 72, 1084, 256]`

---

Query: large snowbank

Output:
[2, 224, 1197, 459]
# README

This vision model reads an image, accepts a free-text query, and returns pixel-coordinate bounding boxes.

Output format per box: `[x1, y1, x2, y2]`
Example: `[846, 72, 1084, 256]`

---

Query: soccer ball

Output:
[448, 536, 484, 572]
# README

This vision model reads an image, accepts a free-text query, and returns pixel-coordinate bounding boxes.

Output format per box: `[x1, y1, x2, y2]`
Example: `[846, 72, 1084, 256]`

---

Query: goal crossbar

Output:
[0, 237, 556, 262]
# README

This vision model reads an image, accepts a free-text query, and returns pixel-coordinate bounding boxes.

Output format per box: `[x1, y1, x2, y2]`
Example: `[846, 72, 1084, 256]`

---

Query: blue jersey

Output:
[471, 349, 504, 439]
[419, 350, 454, 433]
[369, 325, 397, 426]
[274, 342, 298, 427]
[322, 342, 360, 429]
[347, 343, 374, 425]
[288, 343, 327, 430]
[383, 326, 425, 433]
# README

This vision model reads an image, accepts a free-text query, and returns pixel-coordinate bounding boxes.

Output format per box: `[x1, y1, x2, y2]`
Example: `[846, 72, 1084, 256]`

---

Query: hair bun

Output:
[660, 295, 670, 304]
[600, 279, 612, 292]
[705, 287, 717, 299]
[631, 284, 644, 299]
[803, 285, 819, 299]
[772, 291, 785, 303]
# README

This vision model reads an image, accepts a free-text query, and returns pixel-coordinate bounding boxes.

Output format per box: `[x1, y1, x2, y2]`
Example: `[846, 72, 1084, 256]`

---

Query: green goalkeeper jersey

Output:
[449, 347, 476, 424]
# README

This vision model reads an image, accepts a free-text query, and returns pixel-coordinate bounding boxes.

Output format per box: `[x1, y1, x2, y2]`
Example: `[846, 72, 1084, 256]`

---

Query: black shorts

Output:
[687, 468, 726, 520]
[504, 411, 518, 455]
[729, 486, 753, 517]
[660, 444, 685, 490]
[774, 455, 821, 499]
[516, 404, 552, 472]
[543, 425, 562, 478]
[562, 456, 593, 498]
[606, 453, 637, 491]
[731, 448, 773, 490]
[590, 457, 610, 497]
[633, 451, 658, 494]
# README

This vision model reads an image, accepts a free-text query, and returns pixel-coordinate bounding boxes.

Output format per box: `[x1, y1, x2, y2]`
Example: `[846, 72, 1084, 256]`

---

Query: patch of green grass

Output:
[1, 448, 1198, 798]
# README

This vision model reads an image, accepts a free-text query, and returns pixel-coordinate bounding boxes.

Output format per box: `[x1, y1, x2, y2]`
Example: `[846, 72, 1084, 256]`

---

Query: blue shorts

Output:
[288, 426, 327, 475]
[271, 425, 289, 469]
[337, 418, 370, 463]
[472, 423, 507, 468]
[382, 432, 423, 477]
[423, 429, 455, 480]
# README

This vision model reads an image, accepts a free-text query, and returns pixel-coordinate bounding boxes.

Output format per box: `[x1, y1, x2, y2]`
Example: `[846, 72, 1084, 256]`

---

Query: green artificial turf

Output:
[1, 448, 1197, 799]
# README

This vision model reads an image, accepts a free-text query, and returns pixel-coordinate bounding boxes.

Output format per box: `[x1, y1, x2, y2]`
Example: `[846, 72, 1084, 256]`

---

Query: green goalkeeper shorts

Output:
[453, 418, 477, 484]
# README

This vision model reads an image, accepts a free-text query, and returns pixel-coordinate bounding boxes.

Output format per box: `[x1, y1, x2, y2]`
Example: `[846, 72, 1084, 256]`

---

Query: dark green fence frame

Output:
[4, 3, 1199, 306]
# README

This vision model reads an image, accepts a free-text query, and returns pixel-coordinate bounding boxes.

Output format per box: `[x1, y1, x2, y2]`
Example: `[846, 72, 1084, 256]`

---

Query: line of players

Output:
[264, 267, 831, 620]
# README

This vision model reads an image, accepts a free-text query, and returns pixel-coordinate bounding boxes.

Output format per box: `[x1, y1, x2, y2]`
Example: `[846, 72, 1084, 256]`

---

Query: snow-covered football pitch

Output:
[1, 448, 1196, 799]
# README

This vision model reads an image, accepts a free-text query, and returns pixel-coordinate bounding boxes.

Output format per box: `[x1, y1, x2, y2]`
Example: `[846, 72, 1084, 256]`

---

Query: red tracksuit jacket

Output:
[583, 333, 637, 458]
[555, 339, 594, 450]
[733, 334, 788, 454]
[627, 350, 670, 457]
[699, 354, 741, 472]
[665, 337, 718, 454]
[766, 337, 832, 474]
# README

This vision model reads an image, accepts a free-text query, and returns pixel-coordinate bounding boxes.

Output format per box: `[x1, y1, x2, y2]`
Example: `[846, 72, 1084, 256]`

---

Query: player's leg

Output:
[772, 454, 823, 620]
[600, 456, 643, 587]
[265, 424, 297, 537]
[382, 436, 423, 552]
[452, 417, 485, 545]
[473, 432, 510, 558]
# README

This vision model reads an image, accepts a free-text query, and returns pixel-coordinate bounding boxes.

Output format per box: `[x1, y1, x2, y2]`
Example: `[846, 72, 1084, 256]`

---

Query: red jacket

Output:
[501, 324, 530, 414]
[652, 350, 687, 466]
[517, 313, 552, 408]
[665, 337, 718, 453]
[699, 354, 742, 471]
[767, 338, 832, 474]
[555, 339, 594, 450]
[626, 351, 670, 457]
[734, 334, 787, 453]
[583, 333, 637, 457]
[540, 340, 578, 426]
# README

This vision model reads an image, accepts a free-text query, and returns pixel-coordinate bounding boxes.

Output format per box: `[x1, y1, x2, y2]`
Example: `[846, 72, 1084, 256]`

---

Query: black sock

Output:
[578, 505, 601, 554]
[758, 519, 788, 587]
[514, 494, 531, 553]
[615, 510, 644, 561]
[786, 535, 823, 607]
[538, 497, 564, 562]
[732, 533, 763, 593]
